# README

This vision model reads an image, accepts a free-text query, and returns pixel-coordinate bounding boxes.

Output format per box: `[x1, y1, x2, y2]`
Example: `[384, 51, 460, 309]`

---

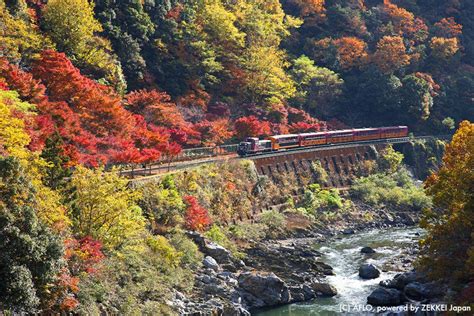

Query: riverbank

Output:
[172, 199, 423, 315]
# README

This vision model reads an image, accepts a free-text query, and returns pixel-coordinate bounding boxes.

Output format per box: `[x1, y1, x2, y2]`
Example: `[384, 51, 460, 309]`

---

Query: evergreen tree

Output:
[0, 157, 63, 312]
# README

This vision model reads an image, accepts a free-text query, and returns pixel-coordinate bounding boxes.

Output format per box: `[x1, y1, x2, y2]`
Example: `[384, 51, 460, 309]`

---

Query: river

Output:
[254, 226, 423, 316]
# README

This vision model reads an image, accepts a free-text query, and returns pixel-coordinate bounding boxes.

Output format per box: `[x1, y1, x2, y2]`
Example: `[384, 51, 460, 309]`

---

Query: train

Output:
[237, 126, 408, 156]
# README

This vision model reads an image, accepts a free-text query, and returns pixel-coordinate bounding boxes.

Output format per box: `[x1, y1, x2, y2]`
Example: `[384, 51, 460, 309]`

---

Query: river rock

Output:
[359, 264, 381, 279]
[288, 286, 306, 302]
[223, 303, 251, 316]
[404, 282, 432, 300]
[361, 246, 376, 254]
[380, 271, 418, 290]
[187, 231, 233, 264]
[203, 256, 220, 271]
[238, 272, 290, 306]
[342, 228, 355, 235]
[203, 283, 227, 295]
[367, 287, 403, 306]
[310, 282, 338, 297]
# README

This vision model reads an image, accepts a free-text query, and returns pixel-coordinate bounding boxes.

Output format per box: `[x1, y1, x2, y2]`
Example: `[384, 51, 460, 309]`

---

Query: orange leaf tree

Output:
[420, 121, 474, 287]
[373, 36, 411, 74]
[334, 37, 369, 70]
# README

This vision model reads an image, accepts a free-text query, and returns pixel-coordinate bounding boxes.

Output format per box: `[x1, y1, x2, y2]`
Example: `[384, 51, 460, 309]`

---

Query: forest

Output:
[0, 0, 473, 313]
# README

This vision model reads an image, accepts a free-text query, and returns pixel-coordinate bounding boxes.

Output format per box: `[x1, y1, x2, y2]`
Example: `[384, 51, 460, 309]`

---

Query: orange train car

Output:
[237, 126, 408, 156]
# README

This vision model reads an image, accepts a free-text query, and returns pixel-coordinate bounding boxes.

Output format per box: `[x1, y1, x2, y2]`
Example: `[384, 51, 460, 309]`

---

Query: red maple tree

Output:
[234, 116, 272, 139]
[184, 196, 212, 232]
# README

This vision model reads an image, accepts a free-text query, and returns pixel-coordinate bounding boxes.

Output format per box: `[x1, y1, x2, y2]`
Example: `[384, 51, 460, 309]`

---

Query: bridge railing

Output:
[161, 144, 239, 162]
[116, 144, 239, 177]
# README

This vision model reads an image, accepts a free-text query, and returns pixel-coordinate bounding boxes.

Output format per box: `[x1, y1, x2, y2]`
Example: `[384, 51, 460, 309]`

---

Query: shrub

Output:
[204, 224, 228, 245]
[138, 179, 185, 227]
[377, 145, 404, 174]
[76, 244, 192, 315]
[146, 235, 182, 268]
[228, 223, 267, 241]
[302, 183, 343, 213]
[259, 210, 286, 236]
[311, 160, 328, 183]
[168, 230, 203, 269]
[351, 168, 431, 210]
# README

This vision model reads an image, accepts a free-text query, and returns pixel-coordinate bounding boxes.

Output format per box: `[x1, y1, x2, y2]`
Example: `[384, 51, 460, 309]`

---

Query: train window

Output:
[280, 137, 298, 143]
[306, 135, 325, 140]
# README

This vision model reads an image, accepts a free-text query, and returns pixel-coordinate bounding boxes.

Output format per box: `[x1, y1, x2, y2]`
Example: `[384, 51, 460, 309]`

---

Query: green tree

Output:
[401, 74, 433, 120]
[290, 55, 343, 117]
[94, 0, 155, 88]
[377, 145, 404, 174]
[40, 133, 72, 190]
[442, 117, 455, 130]
[0, 157, 63, 312]
[67, 166, 145, 249]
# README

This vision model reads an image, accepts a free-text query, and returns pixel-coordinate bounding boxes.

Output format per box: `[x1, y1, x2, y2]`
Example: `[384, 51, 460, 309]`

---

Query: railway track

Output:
[123, 135, 451, 183]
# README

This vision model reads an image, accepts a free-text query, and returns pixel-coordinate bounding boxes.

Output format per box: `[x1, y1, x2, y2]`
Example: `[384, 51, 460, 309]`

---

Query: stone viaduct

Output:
[250, 144, 385, 189]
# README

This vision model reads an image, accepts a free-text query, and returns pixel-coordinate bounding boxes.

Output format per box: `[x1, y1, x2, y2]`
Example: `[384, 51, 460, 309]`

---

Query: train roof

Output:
[326, 129, 354, 134]
[269, 134, 299, 139]
[298, 132, 326, 137]
[264, 126, 408, 140]
[379, 126, 408, 129]
[353, 128, 379, 131]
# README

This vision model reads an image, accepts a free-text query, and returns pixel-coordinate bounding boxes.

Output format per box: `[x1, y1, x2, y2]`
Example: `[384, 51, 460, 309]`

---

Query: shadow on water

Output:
[254, 226, 424, 316]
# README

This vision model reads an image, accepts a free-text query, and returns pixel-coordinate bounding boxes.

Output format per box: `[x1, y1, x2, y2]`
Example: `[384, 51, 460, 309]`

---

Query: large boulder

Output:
[187, 231, 233, 264]
[311, 282, 337, 297]
[367, 287, 403, 306]
[380, 272, 418, 290]
[310, 282, 338, 297]
[404, 282, 439, 300]
[203, 256, 220, 271]
[361, 246, 376, 254]
[238, 272, 290, 306]
[359, 264, 381, 279]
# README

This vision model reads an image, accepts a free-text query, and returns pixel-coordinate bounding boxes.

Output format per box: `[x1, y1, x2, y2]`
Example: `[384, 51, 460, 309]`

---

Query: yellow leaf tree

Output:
[430, 37, 459, 60]
[42, 0, 126, 92]
[68, 166, 145, 249]
[0, 0, 53, 62]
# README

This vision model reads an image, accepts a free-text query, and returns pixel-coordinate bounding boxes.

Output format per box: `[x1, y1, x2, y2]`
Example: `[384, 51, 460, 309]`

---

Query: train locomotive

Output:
[237, 126, 408, 156]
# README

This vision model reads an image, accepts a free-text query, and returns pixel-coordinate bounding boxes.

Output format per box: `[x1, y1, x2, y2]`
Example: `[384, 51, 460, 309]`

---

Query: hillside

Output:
[1, 0, 473, 166]
[0, 0, 473, 314]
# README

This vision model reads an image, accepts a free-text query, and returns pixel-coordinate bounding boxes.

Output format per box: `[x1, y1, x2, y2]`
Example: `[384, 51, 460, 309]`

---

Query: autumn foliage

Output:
[430, 37, 459, 60]
[65, 236, 105, 275]
[184, 195, 212, 232]
[0, 51, 183, 166]
[234, 116, 272, 139]
[373, 36, 411, 74]
[434, 17, 463, 38]
[289, 0, 326, 19]
[334, 37, 369, 70]
[420, 121, 474, 287]
[383, 0, 415, 35]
